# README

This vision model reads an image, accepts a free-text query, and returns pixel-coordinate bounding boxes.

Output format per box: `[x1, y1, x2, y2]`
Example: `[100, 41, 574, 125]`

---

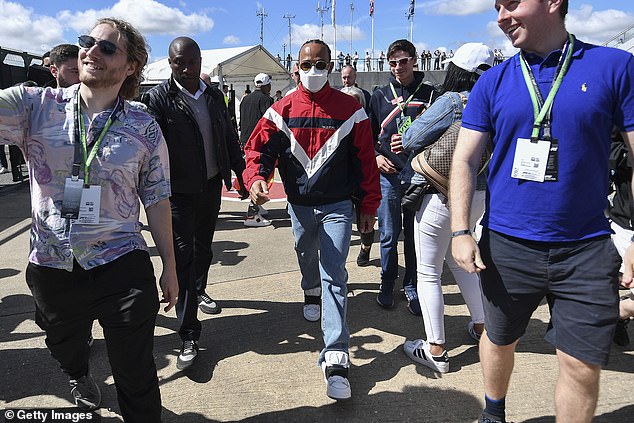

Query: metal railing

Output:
[603, 24, 634, 50]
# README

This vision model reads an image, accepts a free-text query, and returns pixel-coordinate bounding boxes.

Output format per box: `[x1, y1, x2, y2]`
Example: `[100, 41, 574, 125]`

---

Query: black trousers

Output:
[26, 250, 161, 423]
[171, 174, 222, 341]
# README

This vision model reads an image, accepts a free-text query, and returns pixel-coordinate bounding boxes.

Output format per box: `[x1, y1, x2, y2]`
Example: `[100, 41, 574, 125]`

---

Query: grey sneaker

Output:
[69, 372, 101, 411]
[176, 340, 199, 370]
[303, 294, 321, 322]
[198, 292, 222, 314]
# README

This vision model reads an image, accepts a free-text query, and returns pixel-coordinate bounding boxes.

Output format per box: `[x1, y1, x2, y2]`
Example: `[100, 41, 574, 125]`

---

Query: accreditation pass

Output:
[510, 138, 551, 182]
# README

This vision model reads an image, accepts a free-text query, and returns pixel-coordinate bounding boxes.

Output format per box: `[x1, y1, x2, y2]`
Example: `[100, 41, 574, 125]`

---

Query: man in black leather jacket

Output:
[141, 36, 247, 370]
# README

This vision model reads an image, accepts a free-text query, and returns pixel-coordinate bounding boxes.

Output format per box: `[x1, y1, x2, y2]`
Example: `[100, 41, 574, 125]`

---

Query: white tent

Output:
[143, 45, 291, 91]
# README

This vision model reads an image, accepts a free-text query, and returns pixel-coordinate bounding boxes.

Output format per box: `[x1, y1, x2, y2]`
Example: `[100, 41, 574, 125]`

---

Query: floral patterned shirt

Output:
[0, 84, 171, 271]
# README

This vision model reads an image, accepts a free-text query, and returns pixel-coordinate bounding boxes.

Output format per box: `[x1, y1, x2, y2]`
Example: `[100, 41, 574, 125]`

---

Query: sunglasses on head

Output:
[388, 57, 412, 67]
[78, 35, 121, 56]
[299, 60, 329, 71]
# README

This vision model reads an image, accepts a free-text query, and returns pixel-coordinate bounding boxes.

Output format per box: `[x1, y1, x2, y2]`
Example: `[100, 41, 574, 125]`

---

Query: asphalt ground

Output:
[1, 179, 633, 422]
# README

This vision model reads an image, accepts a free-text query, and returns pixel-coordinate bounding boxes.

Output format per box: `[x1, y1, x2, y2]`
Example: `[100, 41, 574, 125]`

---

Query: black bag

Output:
[401, 183, 429, 212]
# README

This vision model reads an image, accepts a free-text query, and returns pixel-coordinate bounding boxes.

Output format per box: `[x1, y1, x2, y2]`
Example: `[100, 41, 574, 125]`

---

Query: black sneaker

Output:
[356, 247, 370, 266]
[377, 280, 395, 308]
[177, 340, 199, 370]
[198, 292, 222, 314]
[404, 285, 421, 316]
[479, 412, 507, 423]
[614, 318, 630, 346]
[69, 372, 101, 411]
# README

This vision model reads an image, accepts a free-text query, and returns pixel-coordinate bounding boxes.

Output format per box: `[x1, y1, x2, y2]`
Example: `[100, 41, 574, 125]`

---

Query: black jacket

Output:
[239, 89, 274, 147]
[141, 78, 245, 194]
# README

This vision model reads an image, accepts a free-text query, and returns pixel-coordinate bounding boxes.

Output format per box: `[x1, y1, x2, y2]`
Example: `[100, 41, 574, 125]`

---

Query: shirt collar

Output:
[172, 78, 206, 100]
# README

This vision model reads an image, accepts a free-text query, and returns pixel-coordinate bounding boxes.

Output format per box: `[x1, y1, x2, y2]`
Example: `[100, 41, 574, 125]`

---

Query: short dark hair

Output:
[387, 39, 416, 60]
[299, 39, 332, 62]
[93, 17, 148, 100]
[559, 0, 568, 19]
[49, 44, 79, 66]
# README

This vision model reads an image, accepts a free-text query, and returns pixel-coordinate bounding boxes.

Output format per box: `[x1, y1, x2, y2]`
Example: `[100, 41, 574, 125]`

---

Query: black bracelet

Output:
[451, 229, 472, 238]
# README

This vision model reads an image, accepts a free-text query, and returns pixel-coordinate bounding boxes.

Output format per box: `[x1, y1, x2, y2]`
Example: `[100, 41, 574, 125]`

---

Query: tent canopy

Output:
[143, 45, 289, 84]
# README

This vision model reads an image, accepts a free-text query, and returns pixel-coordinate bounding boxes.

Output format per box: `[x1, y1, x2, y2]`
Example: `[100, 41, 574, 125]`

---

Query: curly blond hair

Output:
[93, 18, 149, 99]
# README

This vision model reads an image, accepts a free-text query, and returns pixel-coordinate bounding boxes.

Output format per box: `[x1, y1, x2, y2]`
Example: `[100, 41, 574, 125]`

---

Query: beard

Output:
[79, 64, 127, 92]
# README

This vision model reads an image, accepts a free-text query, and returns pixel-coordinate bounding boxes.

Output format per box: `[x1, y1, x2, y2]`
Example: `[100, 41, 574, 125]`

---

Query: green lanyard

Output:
[389, 79, 426, 115]
[520, 33, 575, 141]
[75, 92, 119, 185]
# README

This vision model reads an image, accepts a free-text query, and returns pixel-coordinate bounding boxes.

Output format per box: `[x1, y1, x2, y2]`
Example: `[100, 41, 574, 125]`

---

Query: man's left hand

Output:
[159, 270, 179, 312]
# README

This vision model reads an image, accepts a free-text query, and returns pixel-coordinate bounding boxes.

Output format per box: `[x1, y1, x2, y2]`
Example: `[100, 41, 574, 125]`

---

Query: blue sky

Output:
[1, 0, 633, 63]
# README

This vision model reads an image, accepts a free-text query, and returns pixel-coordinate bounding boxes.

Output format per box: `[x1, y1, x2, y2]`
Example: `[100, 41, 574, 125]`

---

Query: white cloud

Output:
[567, 4, 634, 44]
[58, 0, 214, 36]
[420, 0, 490, 16]
[483, 4, 634, 57]
[223, 35, 241, 45]
[0, 0, 64, 53]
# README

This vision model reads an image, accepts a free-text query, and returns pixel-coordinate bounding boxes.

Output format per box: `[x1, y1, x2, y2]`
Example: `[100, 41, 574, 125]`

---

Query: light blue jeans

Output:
[287, 200, 352, 365]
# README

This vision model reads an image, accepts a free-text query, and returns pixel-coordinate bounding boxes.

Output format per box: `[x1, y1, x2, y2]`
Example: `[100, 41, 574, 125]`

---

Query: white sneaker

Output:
[244, 213, 271, 227]
[321, 351, 351, 400]
[258, 204, 269, 216]
[0, 166, 8, 174]
[403, 339, 449, 373]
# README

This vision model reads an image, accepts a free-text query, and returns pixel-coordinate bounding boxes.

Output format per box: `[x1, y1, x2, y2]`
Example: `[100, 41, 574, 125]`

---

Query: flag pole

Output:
[332, 0, 337, 65]
[371, 4, 375, 70]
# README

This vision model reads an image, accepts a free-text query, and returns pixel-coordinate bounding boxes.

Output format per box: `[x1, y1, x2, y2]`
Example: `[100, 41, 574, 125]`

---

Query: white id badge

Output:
[511, 138, 551, 182]
[61, 178, 84, 219]
[78, 185, 101, 224]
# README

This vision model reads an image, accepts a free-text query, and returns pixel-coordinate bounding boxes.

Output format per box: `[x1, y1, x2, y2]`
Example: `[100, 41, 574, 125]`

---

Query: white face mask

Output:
[300, 66, 329, 93]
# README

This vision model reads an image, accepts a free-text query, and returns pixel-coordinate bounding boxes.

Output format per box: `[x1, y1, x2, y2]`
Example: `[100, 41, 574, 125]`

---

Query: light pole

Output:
[257, 7, 268, 46]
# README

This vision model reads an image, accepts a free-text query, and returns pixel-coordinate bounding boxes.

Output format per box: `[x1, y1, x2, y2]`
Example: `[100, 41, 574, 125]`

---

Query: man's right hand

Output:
[249, 180, 270, 205]
[452, 235, 486, 273]
[376, 154, 397, 174]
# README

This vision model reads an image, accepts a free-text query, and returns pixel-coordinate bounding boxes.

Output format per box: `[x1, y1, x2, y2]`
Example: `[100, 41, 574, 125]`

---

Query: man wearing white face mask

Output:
[243, 39, 381, 401]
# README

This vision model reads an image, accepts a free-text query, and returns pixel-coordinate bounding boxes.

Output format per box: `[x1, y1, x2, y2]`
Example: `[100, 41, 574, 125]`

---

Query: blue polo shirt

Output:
[463, 37, 634, 242]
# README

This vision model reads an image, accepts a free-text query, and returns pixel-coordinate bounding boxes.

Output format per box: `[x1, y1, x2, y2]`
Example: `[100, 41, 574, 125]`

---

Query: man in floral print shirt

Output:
[0, 18, 177, 422]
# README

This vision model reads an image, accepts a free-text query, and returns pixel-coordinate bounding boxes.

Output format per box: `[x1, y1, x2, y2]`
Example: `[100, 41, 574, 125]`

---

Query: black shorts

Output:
[479, 229, 620, 366]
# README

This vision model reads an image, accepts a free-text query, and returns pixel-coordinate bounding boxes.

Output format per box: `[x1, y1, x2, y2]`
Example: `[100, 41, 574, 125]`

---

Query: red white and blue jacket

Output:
[243, 82, 381, 215]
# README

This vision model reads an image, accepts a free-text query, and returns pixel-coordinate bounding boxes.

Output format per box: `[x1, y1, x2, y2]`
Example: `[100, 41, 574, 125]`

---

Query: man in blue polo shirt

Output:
[449, 1, 634, 423]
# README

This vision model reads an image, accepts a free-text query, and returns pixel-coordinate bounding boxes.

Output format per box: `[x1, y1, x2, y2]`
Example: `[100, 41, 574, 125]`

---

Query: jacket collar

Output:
[296, 81, 333, 102]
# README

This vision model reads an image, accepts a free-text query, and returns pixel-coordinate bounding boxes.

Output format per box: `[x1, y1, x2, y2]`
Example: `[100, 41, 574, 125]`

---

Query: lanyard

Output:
[73, 92, 120, 185]
[519, 33, 574, 141]
[389, 79, 426, 115]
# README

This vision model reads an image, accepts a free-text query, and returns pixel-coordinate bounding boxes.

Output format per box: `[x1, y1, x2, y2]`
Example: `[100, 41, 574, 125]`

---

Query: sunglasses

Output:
[78, 35, 122, 56]
[299, 60, 329, 71]
[388, 57, 412, 67]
